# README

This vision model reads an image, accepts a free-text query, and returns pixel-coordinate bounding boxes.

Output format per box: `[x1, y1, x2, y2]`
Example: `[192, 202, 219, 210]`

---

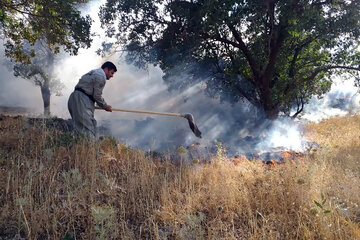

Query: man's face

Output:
[104, 68, 115, 80]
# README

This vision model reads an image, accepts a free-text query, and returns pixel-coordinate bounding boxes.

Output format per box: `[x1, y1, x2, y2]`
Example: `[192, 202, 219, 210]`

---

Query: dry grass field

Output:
[0, 114, 359, 239]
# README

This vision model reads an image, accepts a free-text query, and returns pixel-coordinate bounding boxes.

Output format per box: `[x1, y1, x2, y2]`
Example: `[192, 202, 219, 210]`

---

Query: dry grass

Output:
[0, 114, 359, 239]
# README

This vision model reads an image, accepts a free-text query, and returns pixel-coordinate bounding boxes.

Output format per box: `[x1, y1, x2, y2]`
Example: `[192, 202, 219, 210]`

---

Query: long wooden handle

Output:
[95, 106, 183, 117]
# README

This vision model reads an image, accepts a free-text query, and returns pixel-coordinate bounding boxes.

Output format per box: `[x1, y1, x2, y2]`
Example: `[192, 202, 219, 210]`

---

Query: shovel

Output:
[95, 106, 202, 138]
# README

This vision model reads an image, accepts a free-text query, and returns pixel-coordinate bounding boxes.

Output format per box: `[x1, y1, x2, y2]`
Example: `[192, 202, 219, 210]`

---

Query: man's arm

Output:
[93, 76, 110, 110]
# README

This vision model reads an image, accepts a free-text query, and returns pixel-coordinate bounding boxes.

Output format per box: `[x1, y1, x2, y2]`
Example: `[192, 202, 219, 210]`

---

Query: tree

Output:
[99, 0, 360, 119]
[1, 0, 92, 116]
[0, 0, 92, 63]
[12, 40, 64, 116]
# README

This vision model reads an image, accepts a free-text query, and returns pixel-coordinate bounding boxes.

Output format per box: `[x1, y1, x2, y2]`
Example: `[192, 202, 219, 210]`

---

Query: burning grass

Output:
[0, 115, 359, 239]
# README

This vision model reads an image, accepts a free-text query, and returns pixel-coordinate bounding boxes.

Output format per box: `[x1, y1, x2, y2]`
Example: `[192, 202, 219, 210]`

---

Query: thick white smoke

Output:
[1, 0, 359, 157]
[0, 44, 42, 113]
[300, 78, 360, 123]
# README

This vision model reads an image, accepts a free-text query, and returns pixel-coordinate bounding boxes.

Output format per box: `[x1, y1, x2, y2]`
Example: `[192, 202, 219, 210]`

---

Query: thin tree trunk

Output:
[41, 82, 51, 116]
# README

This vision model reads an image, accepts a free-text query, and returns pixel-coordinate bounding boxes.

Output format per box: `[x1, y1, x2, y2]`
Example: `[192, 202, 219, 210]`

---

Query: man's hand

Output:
[105, 105, 112, 112]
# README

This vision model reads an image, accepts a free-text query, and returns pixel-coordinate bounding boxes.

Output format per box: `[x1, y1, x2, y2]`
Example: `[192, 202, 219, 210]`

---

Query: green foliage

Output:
[99, 0, 360, 118]
[99, 136, 118, 150]
[62, 168, 88, 195]
[177, 146, 187, 155]
[314, 193, 332, 214]
[0, 0, 92, 63]
[50, 132, 82, 148]
[63, 233, 74, 240]
[91, 205, 117, 240]
[297, 178, 305, 185]
[215, 141, 226, 158]
[180, 212, 207, 239]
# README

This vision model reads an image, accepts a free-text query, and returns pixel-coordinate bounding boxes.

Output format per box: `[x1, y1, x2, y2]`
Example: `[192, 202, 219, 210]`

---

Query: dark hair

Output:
[101, 61, 117, 72]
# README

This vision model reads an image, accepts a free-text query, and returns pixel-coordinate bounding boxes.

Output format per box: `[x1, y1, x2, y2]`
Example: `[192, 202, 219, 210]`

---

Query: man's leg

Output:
[68, 91, 96, 140]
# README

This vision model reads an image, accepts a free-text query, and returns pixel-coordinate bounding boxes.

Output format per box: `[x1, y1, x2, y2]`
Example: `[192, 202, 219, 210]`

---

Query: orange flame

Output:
[232, 155, 248, 165]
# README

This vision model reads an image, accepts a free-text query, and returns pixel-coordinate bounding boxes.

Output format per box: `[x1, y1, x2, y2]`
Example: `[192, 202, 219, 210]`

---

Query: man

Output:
[68, 61, 117, 139]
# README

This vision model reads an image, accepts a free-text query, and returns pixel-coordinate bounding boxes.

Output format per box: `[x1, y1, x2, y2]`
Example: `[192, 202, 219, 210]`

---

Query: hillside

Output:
[0, 114, 359, 239]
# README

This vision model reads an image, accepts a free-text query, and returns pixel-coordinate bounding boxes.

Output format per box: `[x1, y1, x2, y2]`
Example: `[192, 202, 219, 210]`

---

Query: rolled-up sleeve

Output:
[93, 76, 108, 109]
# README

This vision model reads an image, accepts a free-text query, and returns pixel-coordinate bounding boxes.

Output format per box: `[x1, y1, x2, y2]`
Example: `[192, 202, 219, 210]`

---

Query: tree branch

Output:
[233, 81, 260, 106]
[288, 36, 318, 78]
[1, 2, 49, 19]
[265, 0, 275, 58]
[303, 65, 360, 83]
[291, 97, 305, 119]
[284, 65, 360, 104]
[263, 1, 295, 81]
[225, 24, 260, 78]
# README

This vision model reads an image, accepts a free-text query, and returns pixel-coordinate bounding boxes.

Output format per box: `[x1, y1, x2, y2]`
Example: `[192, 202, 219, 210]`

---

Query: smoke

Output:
[1, 0, 360, 157]
[0, 45, 43, 114]
[299, 78, 360, 123]
[95, 66, 309, 155]
[256, 118, 304, 152]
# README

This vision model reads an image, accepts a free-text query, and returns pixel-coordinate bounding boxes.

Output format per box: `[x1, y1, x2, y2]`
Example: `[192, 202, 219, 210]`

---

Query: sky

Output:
[1, 0, 359, 156]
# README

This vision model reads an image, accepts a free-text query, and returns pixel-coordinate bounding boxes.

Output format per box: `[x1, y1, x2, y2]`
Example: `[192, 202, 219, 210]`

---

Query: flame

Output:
[187, 142, 201, 149]
[232, 155, 248, 165]
[265, 160, 276, 166]
[280, 150, 305, 163]
[251, 150, 306, 166]
[282, 151, 292, 159]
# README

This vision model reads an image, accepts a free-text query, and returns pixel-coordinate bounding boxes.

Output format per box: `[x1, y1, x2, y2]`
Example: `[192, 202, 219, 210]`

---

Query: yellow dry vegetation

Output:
[0, 115, 359, 239]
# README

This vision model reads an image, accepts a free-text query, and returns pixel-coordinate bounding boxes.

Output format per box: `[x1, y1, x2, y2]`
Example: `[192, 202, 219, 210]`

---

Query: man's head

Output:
[101, 61, 117, 80]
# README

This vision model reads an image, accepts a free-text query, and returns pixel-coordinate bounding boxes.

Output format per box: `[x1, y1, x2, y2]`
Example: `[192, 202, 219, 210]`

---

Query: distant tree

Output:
[0, 0, 92, 63]
[99, 0, 360, 119]
[13, 41, 64, 116]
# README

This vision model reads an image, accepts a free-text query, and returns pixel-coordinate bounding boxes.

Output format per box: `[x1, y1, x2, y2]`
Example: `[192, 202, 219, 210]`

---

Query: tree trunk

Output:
[41, 82, 51, 116]
[264, 105, 279, 119]
[257, 75, 279, 119]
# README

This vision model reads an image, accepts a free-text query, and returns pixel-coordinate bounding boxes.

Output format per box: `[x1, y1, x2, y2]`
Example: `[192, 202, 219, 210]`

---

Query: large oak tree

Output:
[99, 0, 360, 119]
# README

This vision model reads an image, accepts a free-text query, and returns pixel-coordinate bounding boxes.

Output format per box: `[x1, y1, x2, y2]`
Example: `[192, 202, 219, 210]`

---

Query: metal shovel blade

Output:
[182, 113, 202, 138]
